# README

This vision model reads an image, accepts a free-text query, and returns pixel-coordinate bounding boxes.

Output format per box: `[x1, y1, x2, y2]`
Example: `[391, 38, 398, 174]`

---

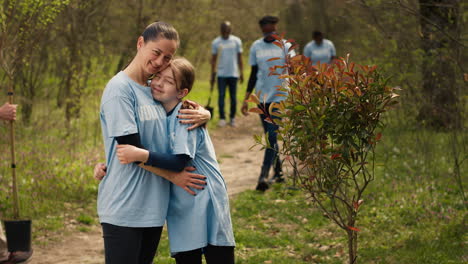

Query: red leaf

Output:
[291, 55, 302, 62]
[249, 108, 264, 114]
[264, 117, 275, 124]
[245, 94, 260, 104]
[267, 57, 281, 62]
[375, 133, 382, 141]
[353, 202, 359, 210]
[331, 153, 341, 160]
[273, 41, 283, 48]
[347, 226, 361, 232]
[337, 87, 347, 92]
[353, 200, 364, 210]
[272, 34, 281, 41]
[288, 44, 298, 52]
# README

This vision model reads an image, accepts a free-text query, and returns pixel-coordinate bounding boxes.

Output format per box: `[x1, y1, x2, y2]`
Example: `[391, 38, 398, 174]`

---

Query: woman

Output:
[98, 21, 210, 264]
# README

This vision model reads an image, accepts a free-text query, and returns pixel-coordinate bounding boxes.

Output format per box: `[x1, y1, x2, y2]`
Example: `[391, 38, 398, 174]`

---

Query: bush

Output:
[249, 36, 399, 264]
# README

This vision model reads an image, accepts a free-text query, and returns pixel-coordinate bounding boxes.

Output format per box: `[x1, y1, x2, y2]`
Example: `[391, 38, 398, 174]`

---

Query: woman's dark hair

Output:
[142, 21, 180, 46]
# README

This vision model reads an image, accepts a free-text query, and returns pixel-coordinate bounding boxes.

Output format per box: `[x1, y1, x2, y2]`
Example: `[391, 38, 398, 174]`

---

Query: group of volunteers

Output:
[209, 16, 336, 191]
[0, 14, 336, 264]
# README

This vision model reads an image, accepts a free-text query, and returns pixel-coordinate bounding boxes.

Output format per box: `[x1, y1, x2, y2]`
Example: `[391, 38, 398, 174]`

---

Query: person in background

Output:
[303, 30, 336, 65]
[241, 15, 295, 191]
[210, 21, 243, 127]
[0, 102, 33, 264]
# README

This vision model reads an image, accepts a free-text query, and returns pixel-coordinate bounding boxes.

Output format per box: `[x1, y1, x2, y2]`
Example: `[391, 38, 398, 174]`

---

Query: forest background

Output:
[0, 0, 466, 263]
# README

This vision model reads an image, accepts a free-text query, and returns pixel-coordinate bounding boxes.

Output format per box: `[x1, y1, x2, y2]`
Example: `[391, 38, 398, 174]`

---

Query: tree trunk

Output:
[347, 230, 357, 264]
[417, 0, 461, 129]
[116, 0, 149, 73]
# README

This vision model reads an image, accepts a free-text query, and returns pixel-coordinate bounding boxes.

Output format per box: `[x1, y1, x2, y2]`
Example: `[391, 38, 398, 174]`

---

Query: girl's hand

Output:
[171, 166, 207, 195]
[116, 145, 149, 164]
[94, 163, 107, 181]
[178, 100, 211, 130]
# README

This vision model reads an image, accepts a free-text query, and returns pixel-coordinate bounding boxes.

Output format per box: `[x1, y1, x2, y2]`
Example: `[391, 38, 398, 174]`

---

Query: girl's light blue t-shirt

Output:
[166, 103, 235, 254]
[98, 71, 170, 227]
[249, 38, 296, 103]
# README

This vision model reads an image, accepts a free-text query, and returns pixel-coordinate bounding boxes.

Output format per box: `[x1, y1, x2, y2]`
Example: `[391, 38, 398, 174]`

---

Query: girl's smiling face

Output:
[150, 66, 181, 105]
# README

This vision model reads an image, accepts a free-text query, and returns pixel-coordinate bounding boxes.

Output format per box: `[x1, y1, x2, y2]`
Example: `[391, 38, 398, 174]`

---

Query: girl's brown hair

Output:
[170, 57, 195, 93]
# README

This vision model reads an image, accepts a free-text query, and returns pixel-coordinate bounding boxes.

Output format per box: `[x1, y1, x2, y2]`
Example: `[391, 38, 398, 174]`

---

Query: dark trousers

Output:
[259, 103, 282, 179]
[102, 223, 163, 264]
[174, 244, 235, 264]
[217, 77, 238, 120]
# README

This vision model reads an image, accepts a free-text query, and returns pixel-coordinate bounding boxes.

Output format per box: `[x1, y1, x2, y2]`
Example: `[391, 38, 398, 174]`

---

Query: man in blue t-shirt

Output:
[210, 21, 243, 127]
[241, 15, 295, 191]
[303, 31, 336, 65]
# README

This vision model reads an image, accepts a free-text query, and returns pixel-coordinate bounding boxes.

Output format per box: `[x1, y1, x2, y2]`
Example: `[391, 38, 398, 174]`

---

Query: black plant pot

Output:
[3, 219, 32, 252]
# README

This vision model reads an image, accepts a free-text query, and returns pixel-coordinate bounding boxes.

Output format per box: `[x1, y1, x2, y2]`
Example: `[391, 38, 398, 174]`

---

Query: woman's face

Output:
[137, 37, 178, 76]
[150, 67, 182, 104]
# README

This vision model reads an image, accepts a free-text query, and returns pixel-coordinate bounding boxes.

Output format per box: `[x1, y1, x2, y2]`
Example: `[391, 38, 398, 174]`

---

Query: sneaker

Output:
[229, 118, 236, 127]
[3, 249, 33, 264]
[269, 175, 285, 184]
[255, 180, 269, 192]
[218, 119, 227, 127]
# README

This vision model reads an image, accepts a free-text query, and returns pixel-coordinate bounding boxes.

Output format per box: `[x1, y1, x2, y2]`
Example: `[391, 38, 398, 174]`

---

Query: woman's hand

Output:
[139, 165, 207, 195]
[94, 163, 107, 181]
[178, 100, 211, 130]
[116, 145, 149, 164]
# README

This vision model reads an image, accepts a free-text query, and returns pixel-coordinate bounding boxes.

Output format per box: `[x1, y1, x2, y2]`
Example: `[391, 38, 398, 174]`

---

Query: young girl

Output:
[116, 58, 235, 264]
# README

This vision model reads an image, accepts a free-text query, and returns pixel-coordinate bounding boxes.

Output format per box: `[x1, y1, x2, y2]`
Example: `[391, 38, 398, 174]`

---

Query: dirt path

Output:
[31, 114, 265, 264]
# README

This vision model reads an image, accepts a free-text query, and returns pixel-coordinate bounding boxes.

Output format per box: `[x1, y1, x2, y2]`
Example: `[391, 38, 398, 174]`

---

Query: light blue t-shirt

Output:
[212, 35, 243, 78]
[303, 39, 336, 65]
[249, 38, 296, 103]
[98, 71, 170, 227]
[166, 103, 235, 254]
